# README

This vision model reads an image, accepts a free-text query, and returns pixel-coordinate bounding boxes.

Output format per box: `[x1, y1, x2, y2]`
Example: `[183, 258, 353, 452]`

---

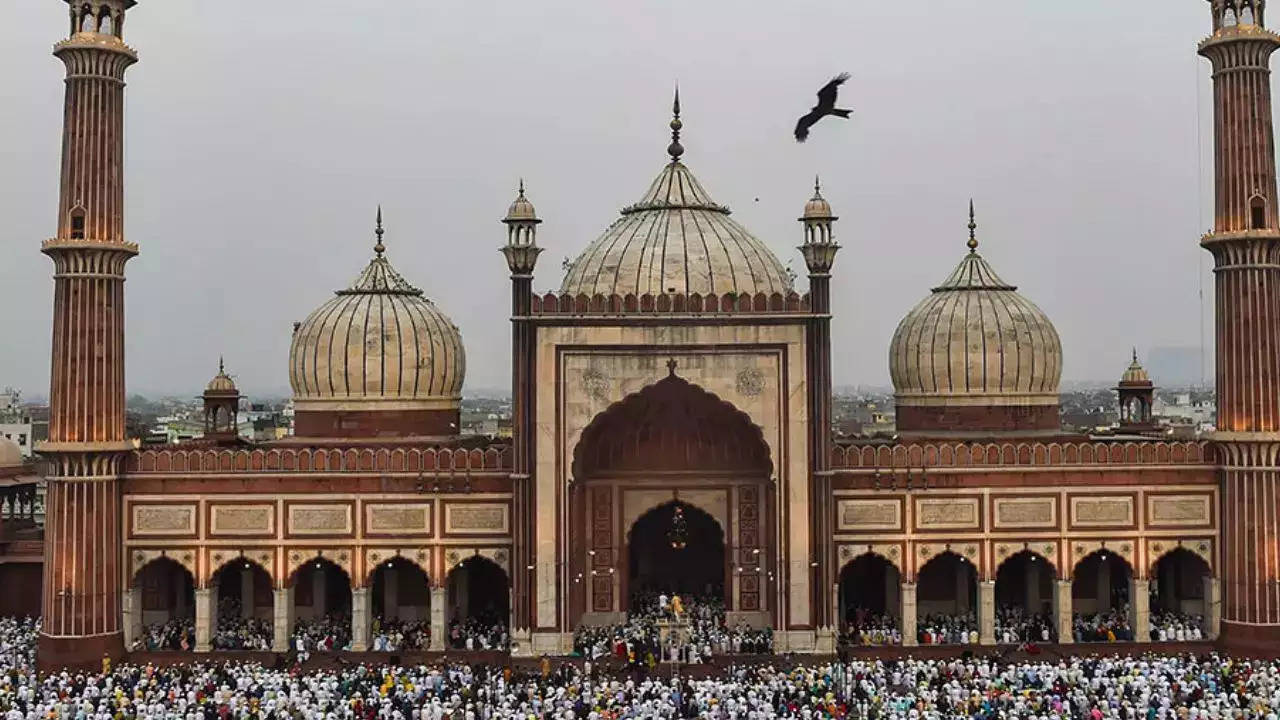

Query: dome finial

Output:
[814, 175, 822, 196]
[374, 205, 386, 257]
[967, 199, 978, 252]
[518, 177, 525, 196]
[1132, 346, 1138, 364]
[668, 84, 684, 162]
[218, 355, 225, 374]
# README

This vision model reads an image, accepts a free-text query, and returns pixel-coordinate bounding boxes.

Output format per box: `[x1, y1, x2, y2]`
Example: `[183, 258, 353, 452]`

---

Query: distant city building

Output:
[0, 389, 34, 458]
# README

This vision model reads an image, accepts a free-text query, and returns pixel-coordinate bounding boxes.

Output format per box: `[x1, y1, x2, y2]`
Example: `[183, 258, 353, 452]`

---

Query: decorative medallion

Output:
[736, 368, 765, 397]
[582, 368, 610, 402]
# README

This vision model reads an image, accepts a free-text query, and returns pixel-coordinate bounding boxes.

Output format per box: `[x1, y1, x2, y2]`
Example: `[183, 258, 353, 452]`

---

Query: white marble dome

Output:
[289, 227, 464, 412]
[889, 230, 1062, 411]
[560, 117, 792, 298]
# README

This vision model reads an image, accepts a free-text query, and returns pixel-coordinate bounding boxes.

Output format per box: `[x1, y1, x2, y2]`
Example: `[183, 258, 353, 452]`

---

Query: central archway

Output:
[627, 501, 726, 605]
[568, 370, 774, 629]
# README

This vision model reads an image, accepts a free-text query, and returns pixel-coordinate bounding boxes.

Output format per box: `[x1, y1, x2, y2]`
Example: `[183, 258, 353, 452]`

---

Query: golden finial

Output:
[668, 85, 684, 162]
[967, 199, 978, 252]
[374, 205, 385, 257]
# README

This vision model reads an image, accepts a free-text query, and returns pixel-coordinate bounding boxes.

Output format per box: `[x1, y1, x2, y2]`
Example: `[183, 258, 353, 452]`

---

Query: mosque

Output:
[22, 0, 1280, 669]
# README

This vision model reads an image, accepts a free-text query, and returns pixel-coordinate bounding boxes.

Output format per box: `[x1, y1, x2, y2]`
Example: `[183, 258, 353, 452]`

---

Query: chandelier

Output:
[668, 505, 689, 550]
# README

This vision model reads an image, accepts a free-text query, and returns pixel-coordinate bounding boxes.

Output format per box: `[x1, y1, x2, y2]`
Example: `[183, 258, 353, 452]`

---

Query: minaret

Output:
[1198, 0, 1280, 652]
[798, 177, 839, 642]
[501, 180, 542, 647]
[38, 0, 140, 670]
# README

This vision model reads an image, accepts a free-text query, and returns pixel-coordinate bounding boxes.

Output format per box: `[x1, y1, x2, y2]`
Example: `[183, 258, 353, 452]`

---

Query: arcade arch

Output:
[1072, 550, 1135, 641]
[210, 559, 272, 650]
[994, 551, 1054, 615]
[291, 557, 352, 651]
[915, 552, 977, 644]
[837, 553, 901, 638]
[1151, 548, 1212, 638]
[568, 371, 773, 628]
[370, 558, 431, 623]
[446, 556, 509, 650]
[993, 551, 1056, 643]
[132, 557, 195, 651]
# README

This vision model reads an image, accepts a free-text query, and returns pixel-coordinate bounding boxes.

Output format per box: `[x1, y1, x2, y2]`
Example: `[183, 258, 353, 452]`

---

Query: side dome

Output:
[1119, 350, 1151, 386]
[888, 205, 1062, 434]
[559, 94, 793, 298]
[206, 357, 238, 393]
[289, 211, 465, 438]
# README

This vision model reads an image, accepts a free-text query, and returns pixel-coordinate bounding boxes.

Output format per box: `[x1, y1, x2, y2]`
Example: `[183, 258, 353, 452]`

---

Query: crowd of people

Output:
[292, 614, 352, 659]
[130, 617, 195, 652]
[574, 593, 773, 666]
[5, 615, 1280, 718]
[1074, 607, 1137, 643]
[211, 598, 273, 651]
[994, 606, 1055, 645]
[1151, 611, 1207, 642]
[447, 616, 509, 651]
[916, 613, 977, 645]
[372, 617, 430, 652]
[840, 610, 901, 646]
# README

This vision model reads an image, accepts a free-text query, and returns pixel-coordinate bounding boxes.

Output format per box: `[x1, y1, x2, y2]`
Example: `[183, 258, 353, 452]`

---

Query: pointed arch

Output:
[572, 371, 773, 480]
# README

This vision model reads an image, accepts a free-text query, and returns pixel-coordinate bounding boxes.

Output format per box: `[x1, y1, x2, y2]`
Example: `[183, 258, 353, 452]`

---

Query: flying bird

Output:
[794, 72, 852, 142]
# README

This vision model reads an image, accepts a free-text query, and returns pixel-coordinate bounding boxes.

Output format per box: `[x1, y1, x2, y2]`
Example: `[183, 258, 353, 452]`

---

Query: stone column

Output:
[272, 587, 293, 653]
[194, 589, 213, 653]
[978, 580, 996, 645]
[241, 567, 254, 619]
[122, 588, 142, 652]
[351, 588, 370, 652]
[1054, 580, 1073, 644]
[1130, 578, 1150, 642]
[1204, 577, 1221, 639]
[900, 582, 918, 646]
[430, 586, 446, 651]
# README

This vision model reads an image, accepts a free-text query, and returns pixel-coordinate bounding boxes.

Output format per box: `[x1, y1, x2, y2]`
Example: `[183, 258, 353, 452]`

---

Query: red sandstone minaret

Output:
[1198, 0, 1280, 653]
[799, 177, 839, 639]
[501, 179, 542, 647]
[37, 0, 140, 670]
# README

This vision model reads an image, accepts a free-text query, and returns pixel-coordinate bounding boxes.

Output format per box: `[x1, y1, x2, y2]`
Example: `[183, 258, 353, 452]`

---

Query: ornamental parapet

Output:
[129, 443, 513, 474]
[528, 290, 812, 316]
[831, 439, 1210, 470]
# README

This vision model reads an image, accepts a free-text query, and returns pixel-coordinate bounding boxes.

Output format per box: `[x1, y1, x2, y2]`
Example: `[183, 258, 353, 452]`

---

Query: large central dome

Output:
[560, 96, 793, 298]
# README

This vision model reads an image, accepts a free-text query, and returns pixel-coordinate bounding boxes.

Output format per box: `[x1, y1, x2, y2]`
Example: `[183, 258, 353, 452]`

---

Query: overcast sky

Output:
[1, 0, 1222, 397]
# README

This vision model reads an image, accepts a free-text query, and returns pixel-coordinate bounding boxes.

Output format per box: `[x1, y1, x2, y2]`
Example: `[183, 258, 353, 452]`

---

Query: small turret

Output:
[501, 180, 543, 276]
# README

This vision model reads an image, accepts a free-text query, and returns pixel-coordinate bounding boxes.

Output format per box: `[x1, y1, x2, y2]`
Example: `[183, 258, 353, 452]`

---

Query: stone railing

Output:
[831, 440, 1210, 470]
[129, 444, 512, 474]
[529, 291, 812, 316]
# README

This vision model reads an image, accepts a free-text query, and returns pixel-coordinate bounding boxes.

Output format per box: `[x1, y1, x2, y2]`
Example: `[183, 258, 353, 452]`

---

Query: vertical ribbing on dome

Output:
[888, 209, 1062, 418]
